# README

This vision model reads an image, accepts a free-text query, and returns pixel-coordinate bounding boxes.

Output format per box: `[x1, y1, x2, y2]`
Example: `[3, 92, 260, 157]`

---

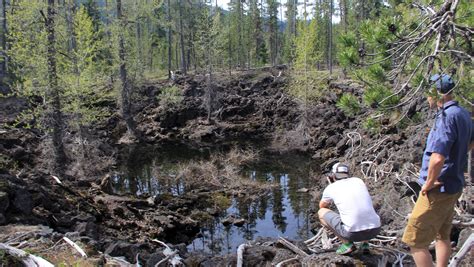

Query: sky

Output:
[215, 0, 340, 22]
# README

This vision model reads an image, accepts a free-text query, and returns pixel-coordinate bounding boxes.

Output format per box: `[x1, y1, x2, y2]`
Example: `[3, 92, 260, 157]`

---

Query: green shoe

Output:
[336, 242, 356, 255]
[359, 242, 370, 254]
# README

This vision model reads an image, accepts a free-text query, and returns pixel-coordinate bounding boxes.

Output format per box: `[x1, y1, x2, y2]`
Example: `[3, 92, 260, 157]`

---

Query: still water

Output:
[112, 145, 315, 255]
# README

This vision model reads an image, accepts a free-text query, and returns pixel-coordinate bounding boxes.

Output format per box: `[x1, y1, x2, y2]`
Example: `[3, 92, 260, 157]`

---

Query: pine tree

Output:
[266, 0, 279, 66]
[46, 0, 68, 173]
[250, 0, 267, 66]
[116, 0, 136, 137]
[0, 0, 7, 92]
[282, 0, 297, 64]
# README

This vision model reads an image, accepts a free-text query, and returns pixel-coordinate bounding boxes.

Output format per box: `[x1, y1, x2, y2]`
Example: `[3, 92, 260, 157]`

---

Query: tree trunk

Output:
[116, 0, 135, 136]
[206, 11, 213, 123]
[167, 0, 172, 79]
[0, 0, 7, 86]
[178, 0, 186, 74]
[328, 0, 333, 75]
[237, 0, 242, 68]
[341, 0, 348, 33]
[47, 0, 67, 173]
[228, 29, 232, 75]
[66, 0, 76, 53]
[135, 1, 143, 76]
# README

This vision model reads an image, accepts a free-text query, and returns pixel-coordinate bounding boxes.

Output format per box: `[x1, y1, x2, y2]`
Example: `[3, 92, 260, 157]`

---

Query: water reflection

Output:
[111, 161, 188, 196]
[188, 169, 313, 255]
[112, 147, 314, 256]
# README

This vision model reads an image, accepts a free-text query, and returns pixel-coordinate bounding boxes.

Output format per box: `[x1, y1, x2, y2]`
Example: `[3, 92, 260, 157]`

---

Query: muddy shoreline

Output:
[1, 69, 472, 266]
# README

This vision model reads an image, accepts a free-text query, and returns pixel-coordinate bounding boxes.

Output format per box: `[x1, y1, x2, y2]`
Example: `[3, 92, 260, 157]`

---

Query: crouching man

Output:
[318, 163, 381, 255]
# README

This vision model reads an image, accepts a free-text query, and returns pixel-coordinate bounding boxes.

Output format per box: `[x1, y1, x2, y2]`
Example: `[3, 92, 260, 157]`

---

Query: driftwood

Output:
[277, 237, 309, 257]
[321, 229, 333, 249]
[237, 243, 250, 267]
[151, 239, 183, 266]
[0, 243, 54, 267]
[63, 237, 87, 258]
[448, 233, 474, 267]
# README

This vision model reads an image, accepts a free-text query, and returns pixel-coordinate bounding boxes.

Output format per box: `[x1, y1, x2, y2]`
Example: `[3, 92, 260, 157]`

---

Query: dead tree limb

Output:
[62, 237, 87, 258]
[275, 256, 299, 267]
[278, 237, 309, 257]
[0, 243, 54, 267]
[237, 243, 250, 267]
[448, 233, 473, 267]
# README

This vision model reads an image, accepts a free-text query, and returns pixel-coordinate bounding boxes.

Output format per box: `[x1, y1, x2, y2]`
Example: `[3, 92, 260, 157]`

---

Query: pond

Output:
[112, 145, 316, 255]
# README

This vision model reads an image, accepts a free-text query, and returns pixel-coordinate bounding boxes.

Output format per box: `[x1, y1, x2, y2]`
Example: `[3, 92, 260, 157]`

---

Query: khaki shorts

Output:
[402, 189, 461, 248]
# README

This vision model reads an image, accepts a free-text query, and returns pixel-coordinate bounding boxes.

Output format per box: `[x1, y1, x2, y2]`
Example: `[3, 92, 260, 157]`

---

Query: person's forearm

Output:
[469, 141, 474, 151]
[426, 153, 445, 188]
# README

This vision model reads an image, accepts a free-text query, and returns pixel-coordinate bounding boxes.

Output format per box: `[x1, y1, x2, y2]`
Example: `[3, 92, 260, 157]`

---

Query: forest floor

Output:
[0, 67, 472, 266]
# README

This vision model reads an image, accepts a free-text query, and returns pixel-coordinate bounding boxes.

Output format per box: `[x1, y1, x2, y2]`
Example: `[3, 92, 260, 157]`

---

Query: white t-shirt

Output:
[321, 177, 381, 232]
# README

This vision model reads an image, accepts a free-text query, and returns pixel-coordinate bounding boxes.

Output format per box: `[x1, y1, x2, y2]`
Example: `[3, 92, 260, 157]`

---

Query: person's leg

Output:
[435, 239, 450, 267]
[318, 208, 349, 243]
[411, 247, 434, 267]
[434, 191, 461, 267]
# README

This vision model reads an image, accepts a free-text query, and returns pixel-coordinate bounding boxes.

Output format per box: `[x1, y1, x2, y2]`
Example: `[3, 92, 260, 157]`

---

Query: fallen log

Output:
[63, 237, 87, 258]
[0, 243, 54, 267]
[151, 239, 183, 266]
[448, 233, 473, 267]
[277, 237, 309, 257]
[237, 243, 250, 267]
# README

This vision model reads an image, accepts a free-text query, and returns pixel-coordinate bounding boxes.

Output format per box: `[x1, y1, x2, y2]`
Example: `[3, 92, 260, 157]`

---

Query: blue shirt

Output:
[419, 101, 473, 193]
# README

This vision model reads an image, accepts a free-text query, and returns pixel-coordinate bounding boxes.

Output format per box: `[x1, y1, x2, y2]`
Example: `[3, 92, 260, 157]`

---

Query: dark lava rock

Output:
[104, 241, 148, 261]
[244, 246, 276, 266]
[326, 135, 339, 147]
[11, 188, 33, 215]
[0, 191, 9, 213]
[75, 221, 99, 239]
[146, 252, 166, 266]
[100, 175, 115, 194]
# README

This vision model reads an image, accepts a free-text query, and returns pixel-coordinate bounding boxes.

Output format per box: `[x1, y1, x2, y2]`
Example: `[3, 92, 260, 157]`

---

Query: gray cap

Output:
[331, 163, 350, 179]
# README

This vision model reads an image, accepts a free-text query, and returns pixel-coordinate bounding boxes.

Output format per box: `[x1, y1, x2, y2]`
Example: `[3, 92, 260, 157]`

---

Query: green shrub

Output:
[363, 117, 380, 133]
[363, 85, 399, 108]
[336, 93, 361, 116]
[158, 86, 183, 107]
[367, 64, 386, 83]
[398, 111, 422, 130]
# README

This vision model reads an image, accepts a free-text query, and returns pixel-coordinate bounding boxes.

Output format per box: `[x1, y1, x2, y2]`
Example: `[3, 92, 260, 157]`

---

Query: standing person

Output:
[402, 74, 474, 267]
[318, 163, 381, 255]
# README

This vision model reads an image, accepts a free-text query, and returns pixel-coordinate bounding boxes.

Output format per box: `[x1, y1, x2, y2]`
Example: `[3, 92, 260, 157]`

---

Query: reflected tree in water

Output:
[271, 173, 287, 233]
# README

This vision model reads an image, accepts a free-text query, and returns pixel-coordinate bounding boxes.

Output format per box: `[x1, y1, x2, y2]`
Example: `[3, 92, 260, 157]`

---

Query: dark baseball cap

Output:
[430, 74, 455, 94]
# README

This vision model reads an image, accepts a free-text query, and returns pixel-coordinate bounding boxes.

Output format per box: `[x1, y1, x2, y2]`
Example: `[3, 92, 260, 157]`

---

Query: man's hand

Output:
[319, 200, 330, 209]
[423, 152, 445, 195]
[421, 181, 443, 195]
